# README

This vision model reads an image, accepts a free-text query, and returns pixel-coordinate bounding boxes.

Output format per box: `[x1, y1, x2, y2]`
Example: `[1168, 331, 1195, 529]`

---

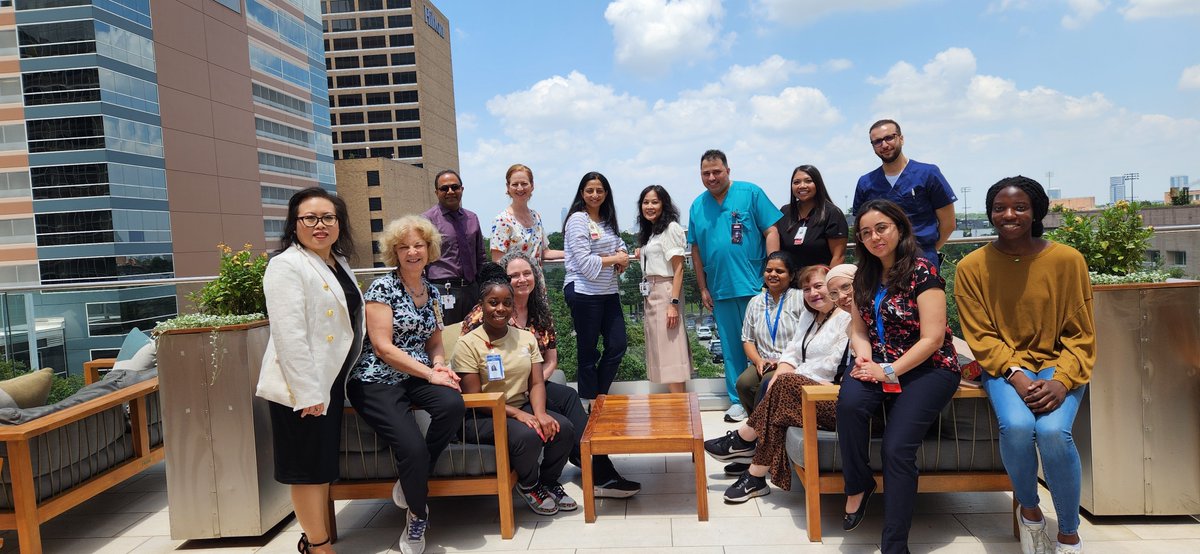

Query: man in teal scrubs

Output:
[688, 149, 782, 423]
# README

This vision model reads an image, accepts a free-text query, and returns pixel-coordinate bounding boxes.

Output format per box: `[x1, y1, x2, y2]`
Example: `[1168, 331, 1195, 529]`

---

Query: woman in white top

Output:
[635, 185, 691, 392]
[489, 163, 564, 264]
[562, 171, 630, 400]
[705, 264, 854, 502]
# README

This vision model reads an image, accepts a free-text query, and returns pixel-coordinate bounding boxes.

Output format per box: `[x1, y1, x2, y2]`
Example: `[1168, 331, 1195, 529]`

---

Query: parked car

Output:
[696, 325, 713, 341]
[685, 321, 696, 333]
[702, 315, 715, 327]
[709, 339, 724, 364]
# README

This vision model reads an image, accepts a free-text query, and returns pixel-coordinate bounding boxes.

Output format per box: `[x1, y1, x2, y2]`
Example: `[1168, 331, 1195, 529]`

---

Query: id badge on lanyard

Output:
[730, 211, 744, 244]
[440, 283, 456, 310]
[792, 226, 807, 246]
[873, 286, 902, 393]
[486, 351, 505, 381]
[639, 280, 651, 296]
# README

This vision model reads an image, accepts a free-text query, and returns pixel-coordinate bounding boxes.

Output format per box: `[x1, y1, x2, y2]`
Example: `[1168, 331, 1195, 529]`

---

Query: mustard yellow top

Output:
[953, 241, 1095, 390]
[453, 325, 543, 407]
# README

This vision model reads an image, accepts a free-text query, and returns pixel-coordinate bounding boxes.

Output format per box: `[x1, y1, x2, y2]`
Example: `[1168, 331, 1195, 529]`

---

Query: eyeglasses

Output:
[858, 222, 896, 241]
[870, 133, 900, 148]
[437, 184, 462, 193]
[827, 282, 853, 300]
[297, 215, 338, 227]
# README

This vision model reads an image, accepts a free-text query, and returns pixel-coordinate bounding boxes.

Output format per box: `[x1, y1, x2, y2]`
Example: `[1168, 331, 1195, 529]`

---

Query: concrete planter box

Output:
[156, 321, 289, 539]
[1077, 281, 1200, 516]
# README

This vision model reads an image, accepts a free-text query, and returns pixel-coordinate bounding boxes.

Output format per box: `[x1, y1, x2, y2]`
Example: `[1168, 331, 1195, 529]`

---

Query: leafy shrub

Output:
[1045, 201, 1153, 276]
[189, 243, 269, 317]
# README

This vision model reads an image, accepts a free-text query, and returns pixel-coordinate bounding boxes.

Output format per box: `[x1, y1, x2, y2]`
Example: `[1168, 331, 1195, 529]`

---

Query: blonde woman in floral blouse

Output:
[490, 163, 564, 265]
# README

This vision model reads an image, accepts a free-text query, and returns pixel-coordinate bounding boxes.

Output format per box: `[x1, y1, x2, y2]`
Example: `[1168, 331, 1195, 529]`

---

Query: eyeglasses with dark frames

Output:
[437, 184, 462, 193]
[870, 133, 900, 148]
[297, 215, 338, 227]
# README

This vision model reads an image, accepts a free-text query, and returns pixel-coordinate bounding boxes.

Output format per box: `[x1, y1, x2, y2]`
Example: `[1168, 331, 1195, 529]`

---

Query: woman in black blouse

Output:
[774, 165, 847, 269]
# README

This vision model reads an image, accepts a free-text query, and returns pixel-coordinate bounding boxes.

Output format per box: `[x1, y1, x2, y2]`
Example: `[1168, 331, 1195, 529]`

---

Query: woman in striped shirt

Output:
[562, 171, 630, 402]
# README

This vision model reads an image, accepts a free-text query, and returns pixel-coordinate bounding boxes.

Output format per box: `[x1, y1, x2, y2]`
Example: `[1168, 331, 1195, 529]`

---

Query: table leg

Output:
[582, 438, 596, 523]
[693, 438, 709, 521]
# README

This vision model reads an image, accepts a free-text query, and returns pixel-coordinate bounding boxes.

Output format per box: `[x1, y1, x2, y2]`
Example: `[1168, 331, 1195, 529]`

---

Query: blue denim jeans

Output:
[982, 367, 1087, 534]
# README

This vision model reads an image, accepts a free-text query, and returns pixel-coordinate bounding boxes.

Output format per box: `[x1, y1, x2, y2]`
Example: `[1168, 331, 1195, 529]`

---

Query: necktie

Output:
[449, 211, 475, 282]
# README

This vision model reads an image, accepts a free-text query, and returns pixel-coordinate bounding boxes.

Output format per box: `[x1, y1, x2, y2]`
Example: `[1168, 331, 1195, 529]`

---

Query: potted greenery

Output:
[152, 244, 291, 540]
[1045, 201, 1200, 517]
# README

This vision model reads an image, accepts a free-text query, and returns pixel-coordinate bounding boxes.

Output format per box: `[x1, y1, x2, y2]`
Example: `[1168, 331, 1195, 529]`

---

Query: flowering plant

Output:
[1046, 201, 1153, 276]
[188, 243, 268, 317]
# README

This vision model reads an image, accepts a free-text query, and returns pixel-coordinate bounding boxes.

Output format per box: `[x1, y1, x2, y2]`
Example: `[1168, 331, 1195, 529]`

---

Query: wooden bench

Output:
[792, 384, 1016, 542]
[0, 371, 163, 553]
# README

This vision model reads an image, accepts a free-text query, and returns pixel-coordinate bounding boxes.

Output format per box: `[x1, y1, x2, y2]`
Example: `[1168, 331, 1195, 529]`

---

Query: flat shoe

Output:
[842, 479, 876, 531]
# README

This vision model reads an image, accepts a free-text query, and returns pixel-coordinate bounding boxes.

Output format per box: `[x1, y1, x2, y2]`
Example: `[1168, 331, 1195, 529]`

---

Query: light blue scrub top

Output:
[688, 181, 783, 301]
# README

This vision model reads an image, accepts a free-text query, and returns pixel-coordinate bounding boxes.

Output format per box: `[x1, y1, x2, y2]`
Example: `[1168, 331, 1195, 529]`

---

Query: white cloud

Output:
[749, 87, 841, 131]
[824, 58, 853, 72]
[1180, 65, 1200, 90]
[1062, 0, 1108, 28]
[456, 113, 477, 131]
[604, 0, 726, 77]
[1120, 0, 1200, 19]
[720, 55, 814, 92]
[753, 0, 921, 25]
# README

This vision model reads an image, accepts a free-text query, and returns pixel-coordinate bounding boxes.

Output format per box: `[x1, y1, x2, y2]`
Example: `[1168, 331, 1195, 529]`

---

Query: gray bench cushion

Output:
[340, 410, 500, 480]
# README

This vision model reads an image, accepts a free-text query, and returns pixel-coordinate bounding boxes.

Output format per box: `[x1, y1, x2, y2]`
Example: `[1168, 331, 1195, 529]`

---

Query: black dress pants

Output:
[463, 400, 574, 489]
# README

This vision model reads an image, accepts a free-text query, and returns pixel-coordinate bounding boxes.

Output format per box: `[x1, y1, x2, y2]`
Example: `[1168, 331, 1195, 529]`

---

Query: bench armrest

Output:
[83, 358, 117, 385]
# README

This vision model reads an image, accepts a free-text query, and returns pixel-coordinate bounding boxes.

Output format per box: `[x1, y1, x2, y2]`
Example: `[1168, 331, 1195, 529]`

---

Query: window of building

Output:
[102, 116, 163, 157]
[0, 171, 31, 199]
[362, 54, 387, 67]
[85, 295, 177, 336]
[394, 89, 417, 103]
[389, 33, 413, 47]
[367, 110, 392, 123]
[22, 68, 101, 106]
[364, 73, 389, 87]
[252, 83, 312, 117]
[1146, 250, 1161, 264]
[386, 0, 410, 8]
[340, 130, 365, 143]
[0, 76, 21, 104]
[395, 126, 420, 140]
[372, 240, 380, 254]
[0, 217, 35, 245]
[26, 116, 102, 153]
[370, 218, 383, 232]
[388, 14, 413, 28]
[337, 93, 363, 107]
[98, 68, 160, 114]
[18, 20, 97, 58]
[339, 111, 364, 124]
[35, 210, 115, 246]
[332, 37, 357, 51]
[264, 218, 285, 239]
[327, 0, 353, 13]
[396, 145, 422, 158]
[392, 71, 416, 84]
[368, 197, 382, 211]
[370, 146, 393, 158]
[366, 170, 380, 186]
[395, 108, 419, 121]
[0, 124, 25, 152]
[369, 128, 393, 141]
[258, 151, 317, 179]
[391, 52, 415, 65]
[365, 92, 390, 105]
[94, 21, 156, 71]
[1170, 250, 1187, 266]
[31, 163, 108, 200]
[329, 18, 356, 31]
[335, 75, 361, 88]
[255, 117, 313, 147]
[360, 16, 384, 30]
[261, 184, 296, 205]
[359, 0, 382, 10]
[360, 35, 386, 49]
[340, 148, 367, 159]
[0, 29, 17, 57]
[333, 56, 359, 69]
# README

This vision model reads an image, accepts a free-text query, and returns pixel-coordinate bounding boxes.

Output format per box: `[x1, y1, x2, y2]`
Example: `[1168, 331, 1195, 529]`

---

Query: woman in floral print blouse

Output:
[836, 199, 959, 554]
[489, 163, 564, 265]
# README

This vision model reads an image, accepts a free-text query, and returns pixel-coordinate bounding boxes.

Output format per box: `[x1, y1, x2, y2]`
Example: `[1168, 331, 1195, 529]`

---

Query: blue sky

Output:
[436, 0, 1199, 227]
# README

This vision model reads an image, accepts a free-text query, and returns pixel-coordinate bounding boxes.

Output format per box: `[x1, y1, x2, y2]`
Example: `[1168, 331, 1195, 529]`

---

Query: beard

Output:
[877, 147, 902, 164]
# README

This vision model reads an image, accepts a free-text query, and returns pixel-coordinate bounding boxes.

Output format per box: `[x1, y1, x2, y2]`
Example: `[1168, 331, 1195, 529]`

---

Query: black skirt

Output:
[268, 364, 348, 484]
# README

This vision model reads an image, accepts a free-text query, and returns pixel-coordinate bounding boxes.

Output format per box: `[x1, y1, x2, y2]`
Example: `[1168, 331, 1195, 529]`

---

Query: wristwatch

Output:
[882, 364, 897, 384]
[670, 298, 680, 305]
[1004, 367, 1023, 382]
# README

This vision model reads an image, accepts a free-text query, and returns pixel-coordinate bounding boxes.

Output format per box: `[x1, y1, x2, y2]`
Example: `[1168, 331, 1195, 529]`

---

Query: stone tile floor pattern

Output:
[4, 410, 1196, 553]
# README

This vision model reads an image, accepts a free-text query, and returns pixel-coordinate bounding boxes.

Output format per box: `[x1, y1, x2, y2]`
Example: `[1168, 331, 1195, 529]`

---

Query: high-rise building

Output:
[1110, 176, 1125, 205]
[1171, 175, 1189, 189]
[323, 0, 458, 173]
[2, 0, 332, 373]
[1048, 188, 1062, 200]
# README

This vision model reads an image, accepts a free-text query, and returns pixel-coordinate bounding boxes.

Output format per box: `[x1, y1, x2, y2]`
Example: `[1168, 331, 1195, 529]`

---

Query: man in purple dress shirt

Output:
[423, 170, 487, 324]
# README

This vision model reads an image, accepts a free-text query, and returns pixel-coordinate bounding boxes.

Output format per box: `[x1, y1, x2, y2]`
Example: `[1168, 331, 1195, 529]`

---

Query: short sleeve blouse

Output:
[350, 272, 443, 385]
[857, 258, 958, 373]
[640, 221, 687, 277]
[775, 201, 848, 269]
[490, 208, 548, 262]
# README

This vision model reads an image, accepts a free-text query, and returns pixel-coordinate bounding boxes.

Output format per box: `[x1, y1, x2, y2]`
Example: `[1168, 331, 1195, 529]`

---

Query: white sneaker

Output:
[1055, 540, 1083, 554]
[1016, 507, 1053, 554]
[398, 508, 428, 554]
[723, 403, 748, 422]
[392, 479, 408, 509]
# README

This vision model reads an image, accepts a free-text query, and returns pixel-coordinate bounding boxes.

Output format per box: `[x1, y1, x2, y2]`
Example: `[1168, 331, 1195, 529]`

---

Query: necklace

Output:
[400, 275, 427, 299]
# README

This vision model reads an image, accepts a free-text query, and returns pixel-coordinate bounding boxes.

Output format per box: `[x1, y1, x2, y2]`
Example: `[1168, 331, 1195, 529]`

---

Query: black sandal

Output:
[298, 532, 331, 553]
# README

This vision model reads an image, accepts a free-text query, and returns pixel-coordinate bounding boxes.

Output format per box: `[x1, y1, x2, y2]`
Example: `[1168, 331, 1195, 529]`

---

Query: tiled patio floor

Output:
[4, 411, 1197, 553]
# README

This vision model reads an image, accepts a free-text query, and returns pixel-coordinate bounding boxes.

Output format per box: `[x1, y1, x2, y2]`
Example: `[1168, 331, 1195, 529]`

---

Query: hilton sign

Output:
[424, 6, 446, 38]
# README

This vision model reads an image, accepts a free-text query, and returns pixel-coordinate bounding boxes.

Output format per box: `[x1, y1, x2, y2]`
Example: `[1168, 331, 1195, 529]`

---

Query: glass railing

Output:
[0, 226, 1195, 381]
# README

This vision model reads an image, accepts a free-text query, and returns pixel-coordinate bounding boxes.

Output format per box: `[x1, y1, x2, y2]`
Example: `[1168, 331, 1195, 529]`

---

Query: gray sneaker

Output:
[723, 403, 748, 422]
[398, 508, 428, 554]
[518, 484, 559, 515]
[544, 482, 578, 511]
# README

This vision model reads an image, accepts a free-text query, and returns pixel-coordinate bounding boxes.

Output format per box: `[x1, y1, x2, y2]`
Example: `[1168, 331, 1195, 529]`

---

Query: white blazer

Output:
[256, 244, 365, 413]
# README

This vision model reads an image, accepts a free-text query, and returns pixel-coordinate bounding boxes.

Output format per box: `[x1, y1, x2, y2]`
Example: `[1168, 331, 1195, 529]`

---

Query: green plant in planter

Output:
[155, 244, 267, 333]
[1046, 201, 1154, 276]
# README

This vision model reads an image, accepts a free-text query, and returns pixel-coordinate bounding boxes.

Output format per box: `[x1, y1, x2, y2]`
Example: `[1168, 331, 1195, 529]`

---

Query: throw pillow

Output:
[116, 328, 151, 361]
[0, 367, 54, 408]
[113, 341, 157, 372]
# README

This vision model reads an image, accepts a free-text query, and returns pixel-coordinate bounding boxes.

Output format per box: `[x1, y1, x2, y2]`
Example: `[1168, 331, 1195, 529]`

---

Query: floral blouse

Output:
[350, 272, 443, 386]
[460, 303, 557, 357]
[490, 208, 548, 262]
[858, 258, 958, 373]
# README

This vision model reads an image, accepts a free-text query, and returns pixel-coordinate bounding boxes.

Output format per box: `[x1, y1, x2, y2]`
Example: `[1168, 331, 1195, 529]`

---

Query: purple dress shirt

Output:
[423, 205, 487, 282]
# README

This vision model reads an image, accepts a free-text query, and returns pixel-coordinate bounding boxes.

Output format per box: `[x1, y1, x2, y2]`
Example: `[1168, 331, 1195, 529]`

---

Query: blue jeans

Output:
[563, 283, 627, 399]
[982, 367, 1086, 535]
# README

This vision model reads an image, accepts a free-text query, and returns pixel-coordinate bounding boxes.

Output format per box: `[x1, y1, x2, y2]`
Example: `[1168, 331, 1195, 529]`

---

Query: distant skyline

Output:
[437, 1, 1199, 227]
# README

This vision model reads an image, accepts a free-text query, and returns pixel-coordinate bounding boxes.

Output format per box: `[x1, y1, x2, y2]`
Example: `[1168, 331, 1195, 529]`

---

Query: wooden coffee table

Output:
[580, 393, 708, 522]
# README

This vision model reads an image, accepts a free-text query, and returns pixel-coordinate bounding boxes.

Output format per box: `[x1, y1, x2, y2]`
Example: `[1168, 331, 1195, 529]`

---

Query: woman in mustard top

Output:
[955, 176, 1095, 554]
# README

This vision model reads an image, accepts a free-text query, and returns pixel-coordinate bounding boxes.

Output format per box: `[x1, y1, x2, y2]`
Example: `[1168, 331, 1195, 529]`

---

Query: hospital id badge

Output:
[792, 226, 806, 246]
[485, 353, 504, 381]
[731, 222, 744, 244]
[441, 294, 456, 310]
[639, 280, 651, 297]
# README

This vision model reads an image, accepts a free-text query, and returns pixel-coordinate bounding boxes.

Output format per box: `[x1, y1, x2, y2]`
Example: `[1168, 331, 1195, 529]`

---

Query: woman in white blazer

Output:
[256, 187, 364, 554]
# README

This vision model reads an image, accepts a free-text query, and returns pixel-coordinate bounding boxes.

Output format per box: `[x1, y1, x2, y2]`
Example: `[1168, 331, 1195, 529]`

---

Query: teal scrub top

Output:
[688, 181, 783, 301]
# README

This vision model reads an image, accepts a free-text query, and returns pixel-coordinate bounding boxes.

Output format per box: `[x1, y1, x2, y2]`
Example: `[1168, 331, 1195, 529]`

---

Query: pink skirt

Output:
[643, 275, 692, 384]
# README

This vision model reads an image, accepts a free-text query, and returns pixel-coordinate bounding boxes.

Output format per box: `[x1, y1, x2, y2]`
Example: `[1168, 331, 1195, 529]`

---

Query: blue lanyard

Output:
[765, 290, 787, 345]
[873, 285, 887, 355]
